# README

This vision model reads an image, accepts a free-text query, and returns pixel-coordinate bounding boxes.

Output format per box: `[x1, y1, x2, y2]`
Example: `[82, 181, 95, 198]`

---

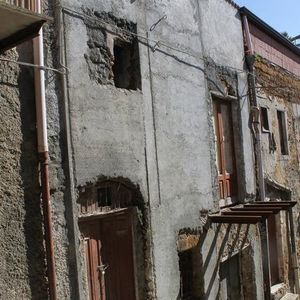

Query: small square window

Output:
[112, 39, 141, 90]
[178, 250, 193, 299]
[277, 110, 288, 155]
[260, 107, 270, 132]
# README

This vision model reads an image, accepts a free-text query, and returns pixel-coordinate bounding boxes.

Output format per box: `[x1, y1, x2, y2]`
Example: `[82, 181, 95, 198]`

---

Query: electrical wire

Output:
[62, 6, 249, 75]
[0, 57, 67, 74]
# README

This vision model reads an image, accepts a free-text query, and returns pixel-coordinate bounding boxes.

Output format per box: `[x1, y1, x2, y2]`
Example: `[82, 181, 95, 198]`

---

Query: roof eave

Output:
[239, 6, 300, 57]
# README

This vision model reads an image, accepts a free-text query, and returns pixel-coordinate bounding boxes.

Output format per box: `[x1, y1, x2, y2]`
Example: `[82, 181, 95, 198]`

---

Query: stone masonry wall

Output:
[255, 58, 300, 291]
[0, 44, 48, 299]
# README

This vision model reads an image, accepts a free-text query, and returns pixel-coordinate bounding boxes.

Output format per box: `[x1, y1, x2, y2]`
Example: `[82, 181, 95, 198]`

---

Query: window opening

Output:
[179, 250, 193, 300]
[219, 255, 241, 299]
[260, 107, 270, 132]
[277, 110, 288, 155]
[213, 98, 237, 205]
[112, 39, 141, 90]
[80, 181, 134, 214]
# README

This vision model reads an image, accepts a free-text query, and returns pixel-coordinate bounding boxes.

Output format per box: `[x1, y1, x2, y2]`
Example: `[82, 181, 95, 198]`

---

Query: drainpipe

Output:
[241, 14, 271, 300]
[33, 0, 57, 299]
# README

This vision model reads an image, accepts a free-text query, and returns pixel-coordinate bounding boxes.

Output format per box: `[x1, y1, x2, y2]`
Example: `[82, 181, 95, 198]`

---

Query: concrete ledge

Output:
[271, 283, 288, 300]
[281, 293, 299, 300]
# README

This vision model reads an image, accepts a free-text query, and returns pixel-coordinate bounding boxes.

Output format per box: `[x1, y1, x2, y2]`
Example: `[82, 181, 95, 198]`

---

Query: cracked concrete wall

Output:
[0, 44, 48, 299]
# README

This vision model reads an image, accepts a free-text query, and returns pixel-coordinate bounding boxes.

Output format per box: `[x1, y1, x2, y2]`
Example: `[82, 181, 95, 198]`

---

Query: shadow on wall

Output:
[177, 221, 255, 300]
[18, 42, 48, 299]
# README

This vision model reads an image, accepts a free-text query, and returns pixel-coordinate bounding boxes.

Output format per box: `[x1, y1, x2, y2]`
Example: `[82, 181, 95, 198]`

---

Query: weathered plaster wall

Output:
[0, 45, 48, 299]
[199, 0, 256, 198]
[199, 1, 263, 299]
[255, 58, 300, 290]
[58, 0, 261, 299]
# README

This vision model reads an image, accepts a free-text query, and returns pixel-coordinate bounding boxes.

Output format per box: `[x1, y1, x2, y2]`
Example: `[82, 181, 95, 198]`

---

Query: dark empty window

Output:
[260, 107, 270, 132]
[97, 187, 112, 207]
[80, 181, 134, 214]
[112, 39, 141, 90]
[277, 110, 288, 155]
[179, 250, 193, 300]
[268, 214, 280, 285]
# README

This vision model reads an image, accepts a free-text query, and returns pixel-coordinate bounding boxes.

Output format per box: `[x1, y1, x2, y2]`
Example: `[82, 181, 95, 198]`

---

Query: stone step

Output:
[271, 283, 288, 300]
[280, 293, 299, 300]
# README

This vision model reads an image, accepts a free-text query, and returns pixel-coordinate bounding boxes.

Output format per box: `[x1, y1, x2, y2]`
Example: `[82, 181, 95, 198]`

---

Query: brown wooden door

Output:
[81, 211, 136, 300]
[81, 222, 106, 300]
[213, 99, 237, 202]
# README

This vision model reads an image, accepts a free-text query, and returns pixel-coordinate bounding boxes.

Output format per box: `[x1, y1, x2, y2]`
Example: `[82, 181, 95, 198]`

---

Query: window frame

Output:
[212, 95, 238, 207]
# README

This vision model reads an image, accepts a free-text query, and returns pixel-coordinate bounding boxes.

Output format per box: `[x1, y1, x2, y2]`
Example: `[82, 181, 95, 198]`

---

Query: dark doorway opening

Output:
[219, 255, 241, 299]
[268, 214, 280, 285]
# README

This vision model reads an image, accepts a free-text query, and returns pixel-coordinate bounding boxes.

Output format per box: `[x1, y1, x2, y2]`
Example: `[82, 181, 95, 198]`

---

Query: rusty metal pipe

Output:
[33, 0, 57, 298]
[39, 152, 57, 300]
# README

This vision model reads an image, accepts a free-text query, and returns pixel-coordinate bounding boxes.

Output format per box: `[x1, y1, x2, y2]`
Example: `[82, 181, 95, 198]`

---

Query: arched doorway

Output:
[78, 180, 138, 300]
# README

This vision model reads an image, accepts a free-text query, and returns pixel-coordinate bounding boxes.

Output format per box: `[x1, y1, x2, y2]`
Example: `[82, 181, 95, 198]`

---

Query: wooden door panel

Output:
[213, 99, 237, 202]
[101, 217, 116, 300]
[81, 211, 136, 300]
[115, 216, 135, 300]
[82, 223, 103, 300]
[101, 213, 136, 300]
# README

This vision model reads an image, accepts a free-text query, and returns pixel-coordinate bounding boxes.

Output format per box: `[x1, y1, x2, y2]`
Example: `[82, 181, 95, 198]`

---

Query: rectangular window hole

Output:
[260, 106, 270, 132]
[112, 39, 141, 90]
[277, 110, 288, 155]
[179, 250, 193, 299]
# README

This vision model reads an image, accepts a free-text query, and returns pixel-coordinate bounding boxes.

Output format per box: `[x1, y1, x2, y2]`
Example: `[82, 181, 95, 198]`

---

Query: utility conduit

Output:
[32, 0, 57, 299]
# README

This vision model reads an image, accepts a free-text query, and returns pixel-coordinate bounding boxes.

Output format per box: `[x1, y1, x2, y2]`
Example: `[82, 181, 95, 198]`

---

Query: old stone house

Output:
[0, 0, 300, 299]
[240, 7, 300, 299]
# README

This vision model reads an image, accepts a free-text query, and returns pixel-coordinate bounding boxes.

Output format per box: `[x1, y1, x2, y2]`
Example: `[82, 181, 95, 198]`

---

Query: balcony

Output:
[5, 0, 37, 11]
[0, 0, 50, 53]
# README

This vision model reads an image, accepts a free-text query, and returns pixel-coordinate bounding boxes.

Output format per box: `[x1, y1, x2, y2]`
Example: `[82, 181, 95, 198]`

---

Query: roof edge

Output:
[240, 6, 300, 57]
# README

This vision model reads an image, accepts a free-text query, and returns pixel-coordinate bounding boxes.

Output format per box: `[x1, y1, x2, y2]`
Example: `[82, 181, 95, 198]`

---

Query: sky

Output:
[234, 0, 300, 38]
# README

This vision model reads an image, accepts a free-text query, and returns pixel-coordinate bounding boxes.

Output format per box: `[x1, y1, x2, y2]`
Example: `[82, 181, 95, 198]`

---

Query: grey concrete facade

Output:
[56, 0, 263, 299]
[1, 0, 288, 299]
